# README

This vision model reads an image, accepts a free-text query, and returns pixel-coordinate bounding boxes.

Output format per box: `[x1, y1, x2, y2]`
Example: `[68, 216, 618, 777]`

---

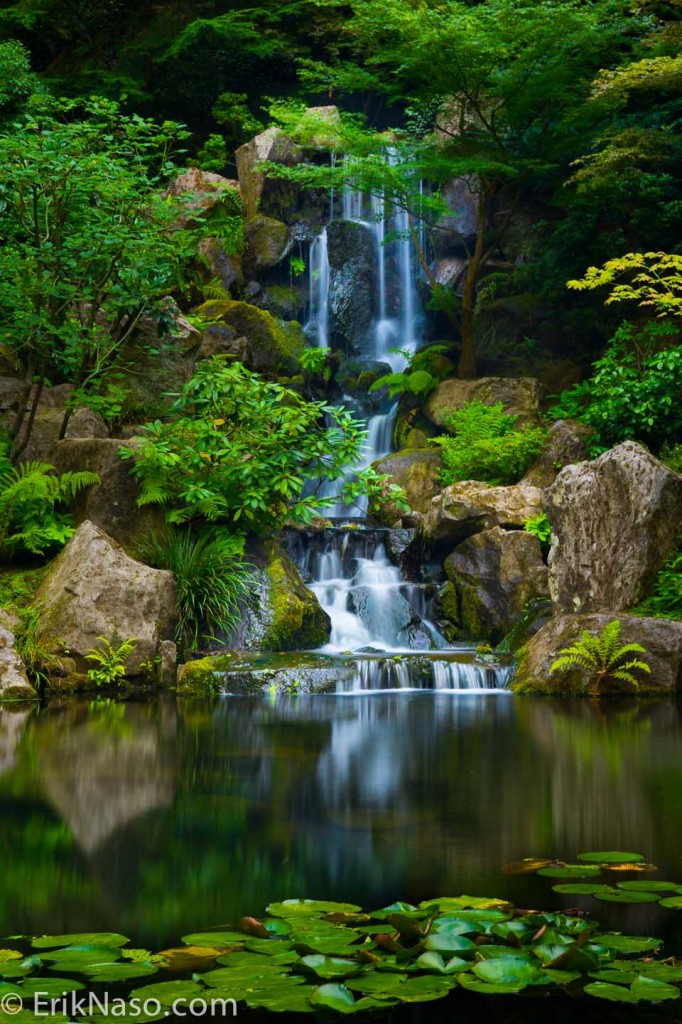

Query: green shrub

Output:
[432, 401, 547, 486]
[550, 619, 651, 695]
[548, 321, 682, 454]
[660, 443, 682, 475]
[0, 445, 99, 558]
[139, 528, 254, 651]
[369, 345, 452, 399]
[86, 636, 138, 688]
[524, 512, 552, 548]
[634, 541, 682, 620]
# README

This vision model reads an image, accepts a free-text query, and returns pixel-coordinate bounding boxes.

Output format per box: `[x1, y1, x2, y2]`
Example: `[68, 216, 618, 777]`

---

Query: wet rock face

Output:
[430, 176, 479, 258]
[236, 543, 331, 653]
[547, 441, 682, 615]
[423, 480, 545, 544]
[441, 527, 548, 644]
[35, 521, 178, 678]
[513, 614, 682, 694]
[0, 627, 37, 702]
[327, 220, 376, 353]
[425, 376, 542, 428]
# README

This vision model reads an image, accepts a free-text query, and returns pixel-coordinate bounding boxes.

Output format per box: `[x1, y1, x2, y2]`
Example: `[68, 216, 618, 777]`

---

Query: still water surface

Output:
[2, 694, 682, 1019]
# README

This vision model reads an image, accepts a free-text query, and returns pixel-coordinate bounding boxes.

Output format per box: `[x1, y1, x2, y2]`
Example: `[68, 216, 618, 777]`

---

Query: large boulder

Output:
[48, 439, 159, 550]
[370, 449, 442, 523]
[425, 376, 542, 428]
[167, 168, 241, 228]
[430, 177, 479, 258]
[196, 237, 244, 294]
[327, 220, 376, 353]
[244, 215, 291, 273]
[439, 527, 548, 644]
[34, 521, 177, 677]
[192, 300, 304, 376]
[235, 127, 303, 218]
[423, 480, 545, 544]
[0, 627, 38, 702]
[513, 614, 682, 695]
[523, 419, 592, 488]
[547, 441, 682, 615]
[236, 543, 331, 652]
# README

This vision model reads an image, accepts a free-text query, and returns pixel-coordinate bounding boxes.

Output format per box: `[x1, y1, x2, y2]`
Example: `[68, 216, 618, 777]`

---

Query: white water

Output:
[305, 227, 330, 348]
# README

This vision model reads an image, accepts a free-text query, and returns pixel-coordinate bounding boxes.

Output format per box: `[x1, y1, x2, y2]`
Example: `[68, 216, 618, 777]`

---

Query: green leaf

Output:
[593, 890, 660, 904]
[268, 900, 362, 919]
[552, 884, 613, 895]
[130, 981, 205, 1006]
[245, 985, 316, 1013]
[473, 959, 541, 987]
[537, 864, 602, 878]
[181, 932, 246, 947]
[309, 983, 356, 1013]
[584, 981, 638, 1003]
[577, 851, 644, 864]
[32, 934, 129, 950]
[299, 956, 363, 980]
[415, 953, 469, 975]
[458, 974, 525, 995]
[85, 963, 160, 982]
[630, 975, 680, 1002]
[598, 935, 662, 954]
[658, 896, 682, 909]
[617, 881, 680, 892]
[424, 933, 476, 955]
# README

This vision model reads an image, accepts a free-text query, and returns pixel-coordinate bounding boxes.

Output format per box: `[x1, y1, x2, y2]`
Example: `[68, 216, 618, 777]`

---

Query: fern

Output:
[550, 619, 651, 694]
[86, 636, 137, 688]
[201, 276, 232, 301]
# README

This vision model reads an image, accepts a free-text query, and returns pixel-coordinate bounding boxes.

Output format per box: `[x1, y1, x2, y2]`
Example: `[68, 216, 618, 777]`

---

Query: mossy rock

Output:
[257, 543, 331, 652]
[369, 449, 442, 525]
[244, 215, 290, 272]
[193, 300, 304, 376]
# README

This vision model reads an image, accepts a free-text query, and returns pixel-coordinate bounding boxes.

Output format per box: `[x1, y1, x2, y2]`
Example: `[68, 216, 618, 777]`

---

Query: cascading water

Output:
[296, 155, 510, 693]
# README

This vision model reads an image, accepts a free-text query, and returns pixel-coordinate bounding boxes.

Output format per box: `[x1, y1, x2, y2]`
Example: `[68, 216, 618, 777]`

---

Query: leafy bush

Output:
[299, 346, 331, 381]
[369, 345, 452, 399]
[524, 513, 552, 548]
[660, 443, 682, 475]
[14, 604, 64, 686]
[550, 619, 651, 694]
[634, 542, 682, 621]
[122, 357, 404, 530]
[0, 446, 99, 557]
[433, 401, 547, 486]
[86, 637, 137, 688]
[139, 528, 254, 651]
[548, 321, 682, 453]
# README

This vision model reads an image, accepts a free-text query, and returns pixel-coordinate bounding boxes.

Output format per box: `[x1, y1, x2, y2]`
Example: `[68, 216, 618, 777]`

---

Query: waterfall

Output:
[305, 228, 330, 348]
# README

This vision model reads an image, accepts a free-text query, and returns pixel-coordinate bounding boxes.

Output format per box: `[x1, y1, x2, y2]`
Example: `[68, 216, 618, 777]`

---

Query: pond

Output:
[2, 693, 682, 1020]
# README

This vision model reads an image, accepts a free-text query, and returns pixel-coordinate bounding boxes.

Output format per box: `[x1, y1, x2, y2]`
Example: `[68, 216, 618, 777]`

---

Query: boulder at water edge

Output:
[34, 521, 177, 680]
[0, 627, 37, 702]
[440, 527, 549, 644]
[423, 480, 545, 544]
[513, 614, 682, 695]
[425, 376, 542, 427]
[547, 441, 682, 615]
[370, 449, 442, 524]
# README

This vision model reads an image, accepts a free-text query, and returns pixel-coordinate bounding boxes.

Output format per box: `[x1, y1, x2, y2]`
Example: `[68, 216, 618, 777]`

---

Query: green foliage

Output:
[85, 636, 137, 688]
[299, 346, 331, 381]
[138, 528, 254, 651]
[289, 256, 306, 277]
[0, 445, 99, 557]
[433, 402, 547, 486]
[568, 252, 682, 318]
[370, 346, 452, 400]
[524, 513, 552, 547]
[212, 92, 264, 152]
[550, 619, 651, 694]
[549, 321, 682, 453]
[122, 357, 400, 531]
[195, 133, 228, 174]
[660, 443, 682, 474]
[0, 40, 41, 122]
[634, 541, 682, 621]
[13, 602, 63, 686]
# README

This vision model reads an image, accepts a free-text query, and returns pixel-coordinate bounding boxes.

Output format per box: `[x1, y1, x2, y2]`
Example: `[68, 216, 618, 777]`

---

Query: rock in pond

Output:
[236, 542, 331, 653]
[547, 441, 682, 615]
[513, 614, 682, 695]
[425, 376, 542, 428]
[0, 627, 38, 702]
[34, 521, 177, 680]
[440, 527, 548, 644]
[177, 652, 346, 696]
[423, 480, 545, 544]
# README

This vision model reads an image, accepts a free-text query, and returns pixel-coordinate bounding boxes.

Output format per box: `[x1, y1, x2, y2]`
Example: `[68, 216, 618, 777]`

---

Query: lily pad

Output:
[245, 986, 316, 1013]
[577, 851, 644, 864]
[424, 933, 476, 956]
[458, 974, 525, 995]
[267, 901, 362, 919]
[299, 956, 362, 981]
[552, 884, 613, 895]
[584, 981, 638, 1003]
[20, 978, 85, 997]
[32, 934, 129, 950]
[598, 935, 661, 954]
[532, 943, 600, 971]
[658, 896, 682, 909]
[85, 963, 159, 982]
[130, 981, 205, 1005]
[181, 932, 246, 947]
[630, 975, 680, 1002]
[415, 953, 469, 975]
[638, 963, 682, 982]
[593, 890, 660, 904]
[473, 959, 540, 988]
[537, 864, 601, 879]
[309, 983, 356, 1013]
[589, 969, 638, 985]
[617, 881, 680, 892]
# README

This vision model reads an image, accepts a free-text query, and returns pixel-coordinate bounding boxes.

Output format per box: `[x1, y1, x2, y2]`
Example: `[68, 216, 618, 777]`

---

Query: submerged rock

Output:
[0, 627, 37, 702]
[237, 543, 331, 652]
[177, 653, 345, 696]
[425, 376, 542, 428]
[441, 527, 549, 644]
[192, 300, 304, 376]
[547, 441, 682, 615]
[34, 521, 177, 679]
[423, 480, 545, 544]
[513, 614, 682, 695]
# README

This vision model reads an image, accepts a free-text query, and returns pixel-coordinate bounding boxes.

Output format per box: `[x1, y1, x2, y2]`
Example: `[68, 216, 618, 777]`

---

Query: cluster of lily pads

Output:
[2, 879, 682, 1019]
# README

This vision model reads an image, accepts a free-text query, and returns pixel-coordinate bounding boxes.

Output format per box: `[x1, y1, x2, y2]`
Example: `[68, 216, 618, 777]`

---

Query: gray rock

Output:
[425, 376, 542, 428]
[235, 127, 303, 218]
[0, 627, 38, 701]
[244, 214, 291, 272]
[34, 521, 177, 678]
[196, 237, 244, 294]
[523, 419, 592, 488]
[167, 168, 241, 228]
[327, 220, 376, 353]
[442, 527, 548, 643]
[514, 614, 682, 694]
[65, 407, 109, 440]
[547, 441, 682, 615]
[430, 177, 479, 257]
[370, 449, 442, 524]
[423, 480, 545, 544]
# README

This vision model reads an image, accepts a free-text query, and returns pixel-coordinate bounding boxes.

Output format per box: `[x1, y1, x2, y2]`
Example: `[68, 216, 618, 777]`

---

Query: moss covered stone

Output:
[259, 543, 331, 651]
[194, 300, 305, 376]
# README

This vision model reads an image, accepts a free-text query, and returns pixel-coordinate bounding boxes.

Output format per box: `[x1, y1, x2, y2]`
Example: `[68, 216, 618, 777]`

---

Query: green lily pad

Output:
[658, 896, 682, 909]
[458, 974, 525, 995]
[631, 975, 680, 1002]
[387, 976, 454, 1002]
[589, 968, 638, 985]
[419, 897, 509, 913]
[21, 978, 85, 997]
[201, 965, 288, 988]
[638, 963, 682, 982]
[532, 969, 581, 985]
[245, 986, 316, 1013]
[617, 881, 680, 892]
[130, 981, 205, 1005]
[474, 947, 535, 962]
[86, 963, 159, 982]
[577, 851, 644, 864]
[598, 935, 662, 954]
[489, 920, 535, 943]
[32, 933, 129, 950]
[0, 959, 38, 981]
[267, 901, 361, 919]
[309, 983, 356, 1013]
[181, 932, 246, 947]
[424, 934, 476, 955]
[347, 974, 410, 994]
[552, 884, 614, 895]
[242, 939, 296, 956]
[473, 958, 540, 988]
[415, 953, 469, 975]
[533, 943, 600, 971]
[537, 864, 601, 879]
[299, 956, 362, 981]
[584, 981, 638, 1003]
[593, 890, 660, 904]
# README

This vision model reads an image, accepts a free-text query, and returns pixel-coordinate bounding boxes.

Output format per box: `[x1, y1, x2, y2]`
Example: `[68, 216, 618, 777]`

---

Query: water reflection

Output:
[1, 695, 682, 950]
